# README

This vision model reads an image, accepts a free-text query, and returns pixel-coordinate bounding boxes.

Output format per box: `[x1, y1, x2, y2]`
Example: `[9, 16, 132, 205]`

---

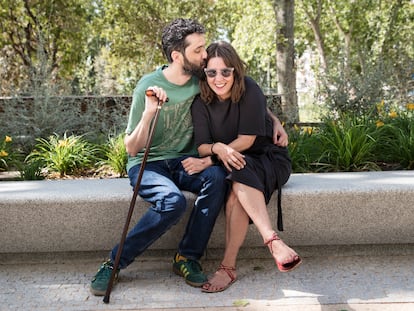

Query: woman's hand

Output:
[214, 143, 246, 172]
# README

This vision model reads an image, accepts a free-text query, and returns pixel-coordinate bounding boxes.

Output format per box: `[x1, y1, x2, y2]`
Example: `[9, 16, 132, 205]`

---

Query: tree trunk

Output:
[300, 0, 328, 75]
[273, 0, 299, 123]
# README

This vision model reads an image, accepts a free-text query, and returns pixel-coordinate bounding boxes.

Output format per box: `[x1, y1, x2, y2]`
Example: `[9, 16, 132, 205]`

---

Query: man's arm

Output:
[267, 107, 288, 147]
[124, 87, 168, 156]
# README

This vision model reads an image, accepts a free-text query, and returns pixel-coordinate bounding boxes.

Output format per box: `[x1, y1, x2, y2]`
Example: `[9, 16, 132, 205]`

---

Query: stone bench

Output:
[1, 171, 413, 254]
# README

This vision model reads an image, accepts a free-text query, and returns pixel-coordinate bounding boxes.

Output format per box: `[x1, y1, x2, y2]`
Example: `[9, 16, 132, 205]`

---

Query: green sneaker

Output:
[172, 253, 207, 287]
[90, 259, 119, 296]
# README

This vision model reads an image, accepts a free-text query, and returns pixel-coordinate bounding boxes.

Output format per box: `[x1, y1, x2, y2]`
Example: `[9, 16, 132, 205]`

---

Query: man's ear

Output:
[171, 50, 183, 63]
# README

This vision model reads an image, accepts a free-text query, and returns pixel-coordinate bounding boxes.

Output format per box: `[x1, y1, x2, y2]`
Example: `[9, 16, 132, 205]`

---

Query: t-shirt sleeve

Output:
[191, 96, 213, 148]
[238, 77, 267, 136]
[125, 84, 146, 135]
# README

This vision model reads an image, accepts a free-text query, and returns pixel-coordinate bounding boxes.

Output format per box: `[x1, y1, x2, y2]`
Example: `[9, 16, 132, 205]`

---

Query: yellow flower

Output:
[388, 111, 397, 118]
[5, 136, 12, 143]
[294, 124, 299, 131]
[58, 140, 69, 147]
[376, 100, 384, 112]
[0, 150, 8, 157]
[407, 103, 414, 111]
[303, 127, 313, 135]
[376, 120, 384, 128]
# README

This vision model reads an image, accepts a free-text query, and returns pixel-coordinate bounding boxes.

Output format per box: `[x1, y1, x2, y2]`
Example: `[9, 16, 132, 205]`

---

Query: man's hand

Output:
[273, 121, 289, 147]
[181, 157, 211, 175]
[144, 86, 168, 117]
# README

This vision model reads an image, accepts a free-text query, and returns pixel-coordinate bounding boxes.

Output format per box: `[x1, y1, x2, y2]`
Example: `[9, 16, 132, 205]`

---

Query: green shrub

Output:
[18, 160, 45, 180]
[27, 132, 99, 177]
[288, 125, 321, 173]
[311, 115, 379, 172]
[375, 103, 414, 169]
[0, 135, 16, 171]
[99, 132, 127, 177]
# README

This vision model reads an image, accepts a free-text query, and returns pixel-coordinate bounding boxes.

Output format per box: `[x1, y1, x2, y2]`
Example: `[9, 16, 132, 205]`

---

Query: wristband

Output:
[211, 143, 216, 155]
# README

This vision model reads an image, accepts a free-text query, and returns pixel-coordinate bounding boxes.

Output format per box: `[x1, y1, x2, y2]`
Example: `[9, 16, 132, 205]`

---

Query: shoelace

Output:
[95, 263, 114, 280]
[186, 259, 202, 272]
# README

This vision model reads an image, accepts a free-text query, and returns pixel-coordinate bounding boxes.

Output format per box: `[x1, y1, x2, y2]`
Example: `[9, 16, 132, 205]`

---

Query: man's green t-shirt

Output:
[125, 66, 199, 172]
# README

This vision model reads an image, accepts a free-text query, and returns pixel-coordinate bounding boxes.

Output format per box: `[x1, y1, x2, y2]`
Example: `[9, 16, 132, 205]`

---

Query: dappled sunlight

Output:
[288, 171, 414, 190]
[0, 181, 44, 194]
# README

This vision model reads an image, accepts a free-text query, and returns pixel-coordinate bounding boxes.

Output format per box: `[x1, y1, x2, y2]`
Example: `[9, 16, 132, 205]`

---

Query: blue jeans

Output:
[110, 156, 227, 269]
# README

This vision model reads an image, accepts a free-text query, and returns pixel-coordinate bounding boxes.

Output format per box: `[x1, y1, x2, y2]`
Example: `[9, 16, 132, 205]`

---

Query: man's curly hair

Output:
[161, 18, 205, 63]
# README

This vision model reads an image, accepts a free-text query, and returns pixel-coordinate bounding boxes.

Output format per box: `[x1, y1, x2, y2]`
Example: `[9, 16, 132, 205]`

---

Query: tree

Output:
[0, 0, 93, 95]
[96, 0, 221, 93]
[274, 0, 299, 123]
[295, 0, 414, 116]
[216, 0, 277, 90]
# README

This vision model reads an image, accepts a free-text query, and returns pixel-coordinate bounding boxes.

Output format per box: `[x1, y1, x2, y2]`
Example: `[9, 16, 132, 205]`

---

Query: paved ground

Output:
[1, 245, 414, 311]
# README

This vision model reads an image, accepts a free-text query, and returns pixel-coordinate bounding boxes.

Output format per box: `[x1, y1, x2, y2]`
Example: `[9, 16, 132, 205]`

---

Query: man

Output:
[90, 18, 228, 296]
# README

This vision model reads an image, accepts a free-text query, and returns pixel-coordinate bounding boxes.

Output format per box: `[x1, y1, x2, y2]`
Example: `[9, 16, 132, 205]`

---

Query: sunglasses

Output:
[204, 67, 234, 78]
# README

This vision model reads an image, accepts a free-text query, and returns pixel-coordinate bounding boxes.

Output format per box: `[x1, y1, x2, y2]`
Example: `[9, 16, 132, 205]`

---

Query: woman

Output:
[191, 41, 302, 293]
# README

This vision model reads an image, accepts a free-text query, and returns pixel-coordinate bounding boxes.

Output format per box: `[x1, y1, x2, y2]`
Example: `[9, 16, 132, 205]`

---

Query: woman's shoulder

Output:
[243, 76, 265, 98]
[244, 76, 263, 92]
[191, 94, 206, 110]
[244, 76, 259, 86]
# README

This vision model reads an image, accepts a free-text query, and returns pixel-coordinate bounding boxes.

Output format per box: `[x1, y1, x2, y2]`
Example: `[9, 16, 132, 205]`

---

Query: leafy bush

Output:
[375, 103, 414, 169]
[18, 159, 45, 180]
[288, 125, 321, 172]
[99, 132, 127, 177]
[26, 132, 100, 177]
[0, 135, 16, 171]
[288, 114, 383, 173]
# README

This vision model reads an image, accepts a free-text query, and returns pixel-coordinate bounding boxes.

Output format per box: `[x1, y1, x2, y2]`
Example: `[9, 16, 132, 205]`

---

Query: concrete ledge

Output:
[1, 171, 413, 253]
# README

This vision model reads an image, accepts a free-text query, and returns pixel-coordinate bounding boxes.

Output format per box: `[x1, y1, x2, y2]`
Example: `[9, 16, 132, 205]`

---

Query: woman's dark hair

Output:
[199, 41, 246, 104]
[161, 18, 205, 63]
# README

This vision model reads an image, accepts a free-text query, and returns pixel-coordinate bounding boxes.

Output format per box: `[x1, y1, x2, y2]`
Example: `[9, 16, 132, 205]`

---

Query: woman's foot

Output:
[265, 232, 302, 272]
[201, 264, 237, 293]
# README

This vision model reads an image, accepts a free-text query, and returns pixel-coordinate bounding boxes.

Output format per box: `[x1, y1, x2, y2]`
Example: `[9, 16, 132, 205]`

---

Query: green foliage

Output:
[18, 160, 45, 181]
[323, 61, 395, 117]
[27, 133, 99, 177]
[288, 115, 381, 173]
[99, 132, 128, 177]
[217, 0, 277, 89]
[288, 99, 414, 173]
[288, 126, 320, 172]
[0, 0, 93, 95]
[302, 115, 379, 172]
[0, 94, 129, 156]
[95, 0, 222, 94]
[0, 134, 15, 171]
[295, 0, 413, 118]
[375, 104, 414, 169]
[0, 31, 118, 154]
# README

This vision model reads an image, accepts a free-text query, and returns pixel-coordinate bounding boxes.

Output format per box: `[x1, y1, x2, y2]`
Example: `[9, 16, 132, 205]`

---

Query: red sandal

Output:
[265, 232, 302, 272]
[201, 264, 237, 293]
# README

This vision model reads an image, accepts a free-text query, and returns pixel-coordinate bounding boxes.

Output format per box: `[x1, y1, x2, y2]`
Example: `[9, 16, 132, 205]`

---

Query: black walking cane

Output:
[103, 89, 166, 304]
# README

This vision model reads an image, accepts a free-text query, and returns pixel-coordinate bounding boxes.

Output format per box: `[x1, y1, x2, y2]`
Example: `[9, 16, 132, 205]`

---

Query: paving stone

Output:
[0, 249, 413, 311]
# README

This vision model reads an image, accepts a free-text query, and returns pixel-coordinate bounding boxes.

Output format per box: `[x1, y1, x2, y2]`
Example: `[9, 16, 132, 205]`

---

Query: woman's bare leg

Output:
[202, 190, 249, 292]
[222, 190, 249, 267]
[232, 182, 300, 266]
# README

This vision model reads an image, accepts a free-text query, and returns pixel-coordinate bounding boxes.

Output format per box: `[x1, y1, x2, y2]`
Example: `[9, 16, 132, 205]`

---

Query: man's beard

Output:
[182, 56, 205, 79]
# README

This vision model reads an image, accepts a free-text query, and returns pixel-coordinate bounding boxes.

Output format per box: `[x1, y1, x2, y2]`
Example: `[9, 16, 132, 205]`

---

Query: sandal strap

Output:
[218, 264, 236, 282]
[264, 232, 280, 246]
